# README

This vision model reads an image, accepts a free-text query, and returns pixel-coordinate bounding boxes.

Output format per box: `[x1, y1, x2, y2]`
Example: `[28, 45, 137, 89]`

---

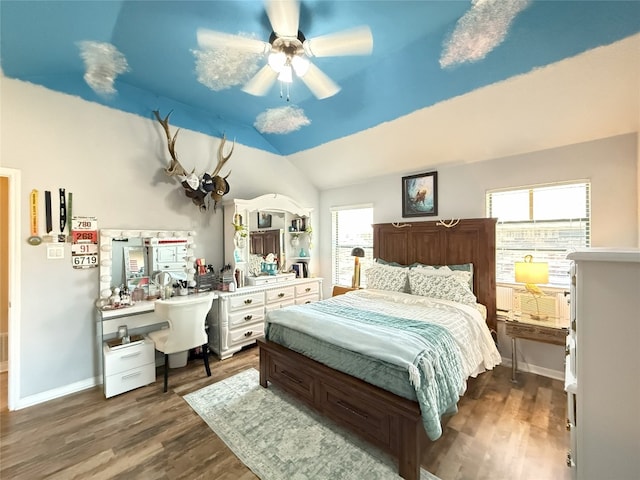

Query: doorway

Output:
[0, 168, 21, 411]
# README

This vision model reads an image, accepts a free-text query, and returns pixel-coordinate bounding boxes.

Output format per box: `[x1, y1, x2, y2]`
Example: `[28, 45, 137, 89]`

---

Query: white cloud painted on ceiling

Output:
[255, 105, 311, 134]
[193, 33, 262, 91]
[78, 41, 129, 95]
[440, 0, 531, 68]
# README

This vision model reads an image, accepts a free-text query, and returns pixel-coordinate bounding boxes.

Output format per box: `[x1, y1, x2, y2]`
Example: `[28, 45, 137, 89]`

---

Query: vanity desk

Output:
[96, 228, 203, 398]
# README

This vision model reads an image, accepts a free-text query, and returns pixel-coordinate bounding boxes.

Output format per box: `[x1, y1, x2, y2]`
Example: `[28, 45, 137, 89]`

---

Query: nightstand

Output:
[505, 314, 568, 382]
[331, 285, 358, 297]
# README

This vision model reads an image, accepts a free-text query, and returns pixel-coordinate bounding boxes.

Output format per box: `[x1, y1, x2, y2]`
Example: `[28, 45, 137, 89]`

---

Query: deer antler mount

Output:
[153, 110, 234, 212]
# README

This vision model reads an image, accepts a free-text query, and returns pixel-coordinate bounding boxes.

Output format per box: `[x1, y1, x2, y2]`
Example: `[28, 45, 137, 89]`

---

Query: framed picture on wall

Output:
[257, 212, 272, 229]
[402, 171, 438, 217]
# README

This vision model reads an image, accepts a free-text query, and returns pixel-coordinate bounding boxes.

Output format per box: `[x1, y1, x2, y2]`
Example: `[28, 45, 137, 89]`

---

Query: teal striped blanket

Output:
[266, 300, 466, 440]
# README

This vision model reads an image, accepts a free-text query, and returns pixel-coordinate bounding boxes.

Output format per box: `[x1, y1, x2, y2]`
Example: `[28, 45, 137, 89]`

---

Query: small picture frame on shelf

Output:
[291, 263, 302, 278]
[258, 212, 272, 229]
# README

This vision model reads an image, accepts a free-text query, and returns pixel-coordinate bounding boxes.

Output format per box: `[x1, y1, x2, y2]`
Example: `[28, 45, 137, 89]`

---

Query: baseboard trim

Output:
[500, 356, 565, 381]
[14, 376, 100, 410]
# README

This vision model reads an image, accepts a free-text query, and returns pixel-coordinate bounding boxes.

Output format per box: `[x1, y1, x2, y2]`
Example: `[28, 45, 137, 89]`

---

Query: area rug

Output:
[184, 368, 440, 480]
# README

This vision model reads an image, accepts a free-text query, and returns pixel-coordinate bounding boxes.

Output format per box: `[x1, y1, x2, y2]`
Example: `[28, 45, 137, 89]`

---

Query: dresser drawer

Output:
[228, 292, 265, 311]
[104, 364, 156, 398]
[228, 305, 265, 328]
[266, 286, 295, 303]
[265, 298, 296, 312]
[295, 293, 319, 305]
[103, 339, 155, 376]
[295, 282, 319, 297]
[228, 323, 265, 347]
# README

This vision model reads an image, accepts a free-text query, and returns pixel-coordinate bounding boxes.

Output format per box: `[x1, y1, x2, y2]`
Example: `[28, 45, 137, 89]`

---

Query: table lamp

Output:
[515, 254, 549, 320]
[351, 247, 365, 288]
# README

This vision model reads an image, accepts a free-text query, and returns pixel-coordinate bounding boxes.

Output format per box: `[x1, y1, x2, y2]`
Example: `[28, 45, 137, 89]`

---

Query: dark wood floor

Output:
[0, 346, 570, 480]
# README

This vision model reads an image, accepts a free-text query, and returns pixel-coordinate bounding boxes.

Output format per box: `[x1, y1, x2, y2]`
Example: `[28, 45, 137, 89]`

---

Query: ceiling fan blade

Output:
[265, 0, 300, 38]
[242, 64, 278, 96]
[303, 26, 373, 58]
[197, 28, 270, 54]
[300, 63, 340, 99]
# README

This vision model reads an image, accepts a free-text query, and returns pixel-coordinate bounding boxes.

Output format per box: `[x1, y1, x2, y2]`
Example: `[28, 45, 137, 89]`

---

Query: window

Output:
[331, 206, 374, 287]
[486, 181, 590, 287]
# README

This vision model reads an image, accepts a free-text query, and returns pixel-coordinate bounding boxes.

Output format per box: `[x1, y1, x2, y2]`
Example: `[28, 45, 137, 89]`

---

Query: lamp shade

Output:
[515, 255, 549, 284]
[351, 247, 365, 257]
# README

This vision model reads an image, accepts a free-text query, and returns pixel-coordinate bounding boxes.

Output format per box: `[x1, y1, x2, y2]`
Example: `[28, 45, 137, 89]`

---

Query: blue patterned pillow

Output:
[365, 264, 409, 292]
[408, 268, 477, 306]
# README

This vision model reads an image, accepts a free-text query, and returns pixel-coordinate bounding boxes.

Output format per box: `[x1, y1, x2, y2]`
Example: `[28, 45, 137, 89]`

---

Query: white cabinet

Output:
[209, 278, 323, 359]
[103, 337, 156, 398]
[566, 249, 640, 480]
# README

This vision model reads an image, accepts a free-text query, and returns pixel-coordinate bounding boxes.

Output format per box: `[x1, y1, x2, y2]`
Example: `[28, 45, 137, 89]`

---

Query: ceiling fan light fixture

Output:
[268, 51, 286, 72]
[291, 55, 310, 77]
[278, 64, 293, 83]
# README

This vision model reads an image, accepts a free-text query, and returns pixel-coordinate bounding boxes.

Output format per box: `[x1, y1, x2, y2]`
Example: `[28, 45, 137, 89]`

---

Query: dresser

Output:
[565, 248, 640, 480]
[208, 278, 323, 359]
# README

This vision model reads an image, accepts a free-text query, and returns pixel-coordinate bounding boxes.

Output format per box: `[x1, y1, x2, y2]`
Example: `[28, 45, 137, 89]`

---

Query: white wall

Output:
[0, 78, 318, 405]
[319, 133, 639, 377]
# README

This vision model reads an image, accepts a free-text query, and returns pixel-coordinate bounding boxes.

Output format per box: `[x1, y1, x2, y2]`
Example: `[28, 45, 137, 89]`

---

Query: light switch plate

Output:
[47, 244, 65, 260]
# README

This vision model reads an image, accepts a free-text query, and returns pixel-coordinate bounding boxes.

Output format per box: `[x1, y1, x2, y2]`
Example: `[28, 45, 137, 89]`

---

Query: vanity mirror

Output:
[224, 194, 313, 284]
[97, 229, 197, 307]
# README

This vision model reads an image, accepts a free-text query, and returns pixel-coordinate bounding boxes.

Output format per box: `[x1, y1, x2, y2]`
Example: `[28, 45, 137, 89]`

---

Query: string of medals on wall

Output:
[26, 188, 98, 268]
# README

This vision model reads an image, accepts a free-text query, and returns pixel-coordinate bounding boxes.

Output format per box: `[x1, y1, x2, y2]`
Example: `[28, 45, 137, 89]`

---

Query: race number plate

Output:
[71, 216, 98, 269]
[71, 243, 98, 267]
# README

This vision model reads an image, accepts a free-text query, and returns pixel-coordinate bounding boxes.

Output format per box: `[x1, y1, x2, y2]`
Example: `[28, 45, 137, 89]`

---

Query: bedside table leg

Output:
[511, 337, 518, 383]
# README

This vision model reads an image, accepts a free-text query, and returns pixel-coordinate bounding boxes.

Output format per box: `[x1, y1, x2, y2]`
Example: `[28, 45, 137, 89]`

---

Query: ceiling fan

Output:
[196, 0, 373, 100]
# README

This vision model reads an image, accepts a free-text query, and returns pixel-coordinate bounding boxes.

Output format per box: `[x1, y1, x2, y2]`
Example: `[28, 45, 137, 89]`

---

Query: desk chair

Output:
[148, 294, 214, 393]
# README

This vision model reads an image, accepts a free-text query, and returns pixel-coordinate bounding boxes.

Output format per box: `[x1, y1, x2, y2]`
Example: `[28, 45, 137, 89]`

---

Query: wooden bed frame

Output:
[259, 218, 497, 480]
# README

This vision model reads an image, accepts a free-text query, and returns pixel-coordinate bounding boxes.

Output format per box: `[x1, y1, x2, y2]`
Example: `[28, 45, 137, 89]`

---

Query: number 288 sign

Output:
[71, 216, 98, 269]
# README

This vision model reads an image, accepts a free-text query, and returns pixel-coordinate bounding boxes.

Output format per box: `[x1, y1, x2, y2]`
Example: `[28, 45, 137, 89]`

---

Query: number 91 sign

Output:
[71, 216, 98, 269]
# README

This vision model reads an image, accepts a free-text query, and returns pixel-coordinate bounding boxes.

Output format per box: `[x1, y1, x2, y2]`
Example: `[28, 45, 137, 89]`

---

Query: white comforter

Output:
[334, 289, 502, 379]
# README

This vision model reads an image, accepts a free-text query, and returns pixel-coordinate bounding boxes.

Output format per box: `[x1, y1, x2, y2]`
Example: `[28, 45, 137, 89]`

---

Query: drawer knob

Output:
[566, 419, 571, 431]
[244, 315, 253, 321]
[278, 292, 285, 298]
[565, 345, 570, 356]
[244, 331, 253, 337]
[305, 287, 311, 292]
[566, 451, 573, 467]
[244, 299, 253, 305]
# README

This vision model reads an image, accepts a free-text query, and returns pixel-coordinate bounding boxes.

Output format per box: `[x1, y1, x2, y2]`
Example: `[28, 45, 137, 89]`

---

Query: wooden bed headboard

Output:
[373, 218, 497, 333]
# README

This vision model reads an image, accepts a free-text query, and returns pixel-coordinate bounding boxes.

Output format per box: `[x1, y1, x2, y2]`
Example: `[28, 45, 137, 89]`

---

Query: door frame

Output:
[1, 167, 21, 410]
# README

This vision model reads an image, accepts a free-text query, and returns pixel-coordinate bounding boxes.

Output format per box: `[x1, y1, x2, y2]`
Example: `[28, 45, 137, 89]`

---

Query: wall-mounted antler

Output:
[153, 109, 234, 212]
[153, 110, 191, 178]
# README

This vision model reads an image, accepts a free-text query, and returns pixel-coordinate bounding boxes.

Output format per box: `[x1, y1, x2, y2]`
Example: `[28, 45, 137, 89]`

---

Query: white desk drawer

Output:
[295, 282, 319, 297]
[228, 305, 265, 328]
[228, 292, 265, 311]
[266, 286, 295, 303]
[103, 339, 155, 376]
[104, 364, 155, 398]
[228, 323, 265, 347]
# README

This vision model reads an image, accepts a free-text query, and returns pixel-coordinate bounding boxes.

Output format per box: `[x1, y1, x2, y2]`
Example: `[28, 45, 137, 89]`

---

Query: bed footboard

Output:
[258, 338, 425, 480]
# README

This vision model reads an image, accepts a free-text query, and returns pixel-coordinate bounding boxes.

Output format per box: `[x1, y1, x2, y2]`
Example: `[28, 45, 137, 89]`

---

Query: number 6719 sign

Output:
[71, 216, 98, 269]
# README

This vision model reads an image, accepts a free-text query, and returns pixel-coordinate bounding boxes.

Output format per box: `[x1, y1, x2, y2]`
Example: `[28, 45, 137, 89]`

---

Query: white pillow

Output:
[365, 264, 408, 292]
[408, 269, 477, 306]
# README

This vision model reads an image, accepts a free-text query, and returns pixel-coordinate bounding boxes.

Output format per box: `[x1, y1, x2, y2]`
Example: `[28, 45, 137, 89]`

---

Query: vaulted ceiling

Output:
[2, 1, 639, 186]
